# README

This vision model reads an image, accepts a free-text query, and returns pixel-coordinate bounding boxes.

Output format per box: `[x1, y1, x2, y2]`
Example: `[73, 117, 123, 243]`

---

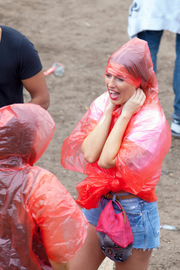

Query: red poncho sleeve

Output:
[61, 92, 108, 174]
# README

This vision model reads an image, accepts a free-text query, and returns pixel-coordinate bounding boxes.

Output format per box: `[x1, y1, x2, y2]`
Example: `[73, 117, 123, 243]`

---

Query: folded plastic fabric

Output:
[0, 104, 88, 269]
[61, 38, 171, 209]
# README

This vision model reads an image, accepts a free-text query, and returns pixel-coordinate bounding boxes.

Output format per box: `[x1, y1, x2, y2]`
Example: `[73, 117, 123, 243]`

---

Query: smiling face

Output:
[105, 73, 136, 106]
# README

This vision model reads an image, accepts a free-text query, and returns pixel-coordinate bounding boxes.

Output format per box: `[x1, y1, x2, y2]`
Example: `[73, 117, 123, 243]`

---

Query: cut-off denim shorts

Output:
[83, 193, 160, 250]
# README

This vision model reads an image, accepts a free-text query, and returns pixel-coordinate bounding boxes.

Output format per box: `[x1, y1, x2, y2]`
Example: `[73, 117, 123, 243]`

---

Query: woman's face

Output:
[105, 73, 136, 105]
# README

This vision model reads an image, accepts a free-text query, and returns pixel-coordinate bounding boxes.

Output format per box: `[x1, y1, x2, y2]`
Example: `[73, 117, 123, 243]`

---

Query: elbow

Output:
[98, 159, 109, 168]
[98, 158, 115, 169]
[42, 93, 50, 110]
[83, 153, 98, 164]
[43, 99, 50, 110]
[81, 145, 99, 163]
[29, 92, 50, 110]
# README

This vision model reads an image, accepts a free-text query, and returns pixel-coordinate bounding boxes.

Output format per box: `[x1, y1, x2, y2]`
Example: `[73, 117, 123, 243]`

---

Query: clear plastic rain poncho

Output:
[0, 103, 88, 269]
[61, 38, 171, 210]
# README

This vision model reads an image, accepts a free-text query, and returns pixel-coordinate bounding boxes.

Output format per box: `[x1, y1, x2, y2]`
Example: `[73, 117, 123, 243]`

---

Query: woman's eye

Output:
[106, 73, 111, 78]
[117, 77, 123, 82]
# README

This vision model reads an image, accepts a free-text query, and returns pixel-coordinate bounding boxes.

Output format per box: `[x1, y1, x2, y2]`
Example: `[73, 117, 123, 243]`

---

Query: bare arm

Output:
[81, 101, 115, 163]
[98, 89, 146, 168]
[49, 259, 69, 270]
[22, 70, 50, 109]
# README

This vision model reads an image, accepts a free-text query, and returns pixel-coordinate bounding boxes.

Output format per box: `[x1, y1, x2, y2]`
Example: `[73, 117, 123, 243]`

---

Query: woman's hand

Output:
[106, 97, 117, 112]
[122, 88, 146, 118]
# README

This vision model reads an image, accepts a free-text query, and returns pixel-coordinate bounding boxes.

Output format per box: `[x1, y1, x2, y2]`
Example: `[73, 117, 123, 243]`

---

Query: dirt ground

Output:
[1, 0, 180, 269]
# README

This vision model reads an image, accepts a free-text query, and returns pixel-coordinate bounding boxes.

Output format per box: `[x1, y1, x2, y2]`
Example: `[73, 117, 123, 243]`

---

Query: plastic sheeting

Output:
[61, 38, 171, 209]
[0, 104, 88, 269]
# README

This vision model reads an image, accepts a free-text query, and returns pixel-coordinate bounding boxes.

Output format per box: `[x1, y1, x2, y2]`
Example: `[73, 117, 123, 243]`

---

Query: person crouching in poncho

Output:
[0, 103, 88, 270]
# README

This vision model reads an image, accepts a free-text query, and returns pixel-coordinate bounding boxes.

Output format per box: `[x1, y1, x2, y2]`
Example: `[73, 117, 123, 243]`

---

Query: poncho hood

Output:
[0, 103, 55, 167]
[105, 37, 158, 101]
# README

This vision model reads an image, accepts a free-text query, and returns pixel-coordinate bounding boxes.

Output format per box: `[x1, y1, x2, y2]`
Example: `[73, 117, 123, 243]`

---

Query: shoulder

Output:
[28, 166, 76, 210]
[90, 91, 108, 112]
[133, 101, 164, 127]
[82, 91, 109, 123]
[30, 167, 65, 192]
[1, 25, 24, 37]
[0, 25, 37, 61]
[1, 25, 26, 47]
[125, 101, 170, 143]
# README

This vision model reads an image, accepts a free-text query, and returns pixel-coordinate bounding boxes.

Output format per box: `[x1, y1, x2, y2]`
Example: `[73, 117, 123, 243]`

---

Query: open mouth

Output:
[109, 89, 120, 100]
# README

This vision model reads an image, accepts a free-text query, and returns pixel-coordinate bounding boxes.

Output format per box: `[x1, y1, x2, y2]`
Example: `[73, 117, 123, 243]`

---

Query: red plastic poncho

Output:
[0, 104, 88, 269]
[61, 38, 171, 209]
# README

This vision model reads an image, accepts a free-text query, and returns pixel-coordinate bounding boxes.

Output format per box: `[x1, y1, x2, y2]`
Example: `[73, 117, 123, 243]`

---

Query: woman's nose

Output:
[109, 77, 115, 87]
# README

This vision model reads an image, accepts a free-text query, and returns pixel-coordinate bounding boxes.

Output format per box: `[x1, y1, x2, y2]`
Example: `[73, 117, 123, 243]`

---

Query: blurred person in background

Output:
[128, 0, 180, 138]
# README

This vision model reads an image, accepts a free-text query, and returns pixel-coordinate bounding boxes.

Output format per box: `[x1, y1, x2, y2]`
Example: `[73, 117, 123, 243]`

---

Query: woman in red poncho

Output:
[0, 103, 88, 270]
[61, 38, 171, 270]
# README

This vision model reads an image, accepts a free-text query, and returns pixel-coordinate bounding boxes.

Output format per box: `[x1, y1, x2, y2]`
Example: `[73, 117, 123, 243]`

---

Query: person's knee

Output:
[115, 249, 152, 270]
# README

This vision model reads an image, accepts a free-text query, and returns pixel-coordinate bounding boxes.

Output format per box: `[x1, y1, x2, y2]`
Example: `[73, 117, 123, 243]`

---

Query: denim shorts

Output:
[83, 194, 160, 250]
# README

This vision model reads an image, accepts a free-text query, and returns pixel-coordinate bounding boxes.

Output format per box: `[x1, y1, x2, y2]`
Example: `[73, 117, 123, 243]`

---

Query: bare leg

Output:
[115, 249, 152, 270]
[69, 223, 106, 270]
[49, 260, 70, 270]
